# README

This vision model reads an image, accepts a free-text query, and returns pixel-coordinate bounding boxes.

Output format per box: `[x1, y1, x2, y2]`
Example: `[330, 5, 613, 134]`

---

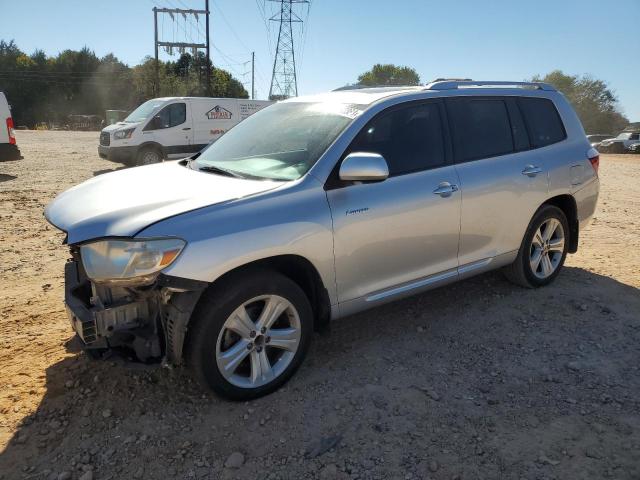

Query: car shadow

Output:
[0, 174, 17, 183]
[1, 267, 639, 479]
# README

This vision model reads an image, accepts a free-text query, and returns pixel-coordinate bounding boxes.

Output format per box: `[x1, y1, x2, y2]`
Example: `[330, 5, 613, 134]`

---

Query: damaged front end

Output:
[65, 246, 206, 363]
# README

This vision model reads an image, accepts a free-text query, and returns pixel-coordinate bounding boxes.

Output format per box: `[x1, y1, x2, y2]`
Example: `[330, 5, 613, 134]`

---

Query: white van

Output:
[0, 92, 21, 161]
[98, 97, 273, 166]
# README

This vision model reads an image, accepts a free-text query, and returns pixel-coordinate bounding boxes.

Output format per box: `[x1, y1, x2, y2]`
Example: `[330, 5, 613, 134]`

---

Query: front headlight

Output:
[80, 238, 186, 284]
[113, 128, 135, 140]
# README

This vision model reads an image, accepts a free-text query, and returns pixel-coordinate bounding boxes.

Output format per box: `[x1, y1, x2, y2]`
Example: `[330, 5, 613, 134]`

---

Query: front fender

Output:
[137, 179, 338, 305]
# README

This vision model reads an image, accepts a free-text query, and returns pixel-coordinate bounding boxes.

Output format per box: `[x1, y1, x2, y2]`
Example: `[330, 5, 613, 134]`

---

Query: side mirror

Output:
[339, 152, 389, 182]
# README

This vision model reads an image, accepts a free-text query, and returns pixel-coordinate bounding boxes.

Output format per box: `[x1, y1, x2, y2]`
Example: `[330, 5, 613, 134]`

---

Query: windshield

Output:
[192, 102, 363, 181]
[616, 132, 632, 140]
[124, 99, 166, 123]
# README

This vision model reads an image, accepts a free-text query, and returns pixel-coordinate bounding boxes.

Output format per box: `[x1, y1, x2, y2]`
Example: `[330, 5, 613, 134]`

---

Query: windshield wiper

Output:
[197, 165, 246, 179]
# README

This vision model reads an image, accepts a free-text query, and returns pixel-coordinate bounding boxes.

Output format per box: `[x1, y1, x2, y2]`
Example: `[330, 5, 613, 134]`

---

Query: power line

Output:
[0, 70, 130, 77]
[297, 0, 312, 81]
[210, 0, 251, 54]
[152, 2, 211, 95]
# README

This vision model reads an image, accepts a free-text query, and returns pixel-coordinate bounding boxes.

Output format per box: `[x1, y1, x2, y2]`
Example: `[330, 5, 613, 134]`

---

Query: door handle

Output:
[433, 182, 459, 197]
[182, 127, 191, 131]
[522, 165, 542, 177]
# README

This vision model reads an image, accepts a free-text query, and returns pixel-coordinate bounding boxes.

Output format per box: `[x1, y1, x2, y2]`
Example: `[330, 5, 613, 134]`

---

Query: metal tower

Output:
[268, 0, 308, 100]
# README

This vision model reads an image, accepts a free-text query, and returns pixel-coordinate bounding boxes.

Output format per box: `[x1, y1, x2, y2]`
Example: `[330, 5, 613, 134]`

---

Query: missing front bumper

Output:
[64, 259, 206, 362]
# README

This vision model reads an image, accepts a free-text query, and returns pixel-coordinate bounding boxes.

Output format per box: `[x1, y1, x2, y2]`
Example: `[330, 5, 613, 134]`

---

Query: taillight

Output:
[6, 117, 16, 145]
[587, 147, 599, 175]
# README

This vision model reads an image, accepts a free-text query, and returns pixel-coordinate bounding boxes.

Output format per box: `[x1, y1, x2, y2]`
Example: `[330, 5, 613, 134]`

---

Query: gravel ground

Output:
[0, 130, 639, 480]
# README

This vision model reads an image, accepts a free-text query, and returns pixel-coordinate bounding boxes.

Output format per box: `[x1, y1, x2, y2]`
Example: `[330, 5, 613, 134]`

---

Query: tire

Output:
[503, 204, 569, 288]
[136, 146, 163, 166]
[186, 269, 313, 400]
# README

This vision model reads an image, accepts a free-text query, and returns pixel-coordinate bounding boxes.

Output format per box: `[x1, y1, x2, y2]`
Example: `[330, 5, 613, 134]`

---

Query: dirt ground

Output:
[0, 130, 639, 480]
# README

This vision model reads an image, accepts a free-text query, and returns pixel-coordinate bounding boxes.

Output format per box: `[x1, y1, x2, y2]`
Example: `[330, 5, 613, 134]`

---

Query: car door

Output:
[447, 96, 550, 268]
[142, 102, 193, 159]
[326, 100, 461, 304]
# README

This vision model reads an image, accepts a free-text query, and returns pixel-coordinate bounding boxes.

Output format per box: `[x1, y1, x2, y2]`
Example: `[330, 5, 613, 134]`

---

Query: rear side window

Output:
[153, 103, 187, 129]
[350, 102, 445, 176]
[518, 98, 566, 148]
[448, 98, 514, 162]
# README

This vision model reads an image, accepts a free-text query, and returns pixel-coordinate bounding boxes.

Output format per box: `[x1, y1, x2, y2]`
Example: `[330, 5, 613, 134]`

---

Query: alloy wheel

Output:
[215, 295, 302, 389]
[529, 218, 565, 279]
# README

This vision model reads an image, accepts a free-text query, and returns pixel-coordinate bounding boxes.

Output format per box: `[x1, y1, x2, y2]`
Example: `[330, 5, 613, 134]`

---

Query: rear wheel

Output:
[136, 147, 163, 166]
[504, 205, 569, 288]
[186, 270, 313, 400]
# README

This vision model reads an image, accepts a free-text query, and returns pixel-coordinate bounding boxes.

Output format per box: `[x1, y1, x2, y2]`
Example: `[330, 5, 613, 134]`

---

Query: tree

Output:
[531, 70, 628, 134]
[357, 64, 421, 87]
[0, 40, 249, 127]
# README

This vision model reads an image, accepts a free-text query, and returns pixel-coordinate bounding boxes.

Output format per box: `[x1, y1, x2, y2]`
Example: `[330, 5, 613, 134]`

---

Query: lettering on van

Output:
[205, 105, 232, 120]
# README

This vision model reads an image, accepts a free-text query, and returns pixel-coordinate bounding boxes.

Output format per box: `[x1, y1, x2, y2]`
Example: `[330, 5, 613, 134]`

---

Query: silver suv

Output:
[46, 80, 600, 399]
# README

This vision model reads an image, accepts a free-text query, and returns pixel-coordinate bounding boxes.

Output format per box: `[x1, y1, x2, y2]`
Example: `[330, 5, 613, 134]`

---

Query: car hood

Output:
[45, 161, 282, 244]
[102, 121, 140, 133]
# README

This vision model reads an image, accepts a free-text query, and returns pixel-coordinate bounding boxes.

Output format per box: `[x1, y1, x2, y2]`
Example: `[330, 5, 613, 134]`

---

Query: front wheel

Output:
[186, 270, 313, 400]
[504, 205, 569, 288]
[136, 147, 163, 166]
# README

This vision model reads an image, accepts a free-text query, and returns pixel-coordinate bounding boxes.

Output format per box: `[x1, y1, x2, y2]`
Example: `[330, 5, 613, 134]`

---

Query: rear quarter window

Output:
[518, 97, 566, 148]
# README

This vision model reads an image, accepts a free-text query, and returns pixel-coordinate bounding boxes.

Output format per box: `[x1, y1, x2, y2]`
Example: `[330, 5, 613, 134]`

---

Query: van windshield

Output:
[124, 99, 166, 123]
[192, 102, 363, 181]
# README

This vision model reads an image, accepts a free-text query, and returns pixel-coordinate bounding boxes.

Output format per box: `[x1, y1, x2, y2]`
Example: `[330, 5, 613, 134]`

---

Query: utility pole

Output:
[154, 7, 159, 96]
[152, 4, 210, 95]
[205, 0, 211, 96]
[268, 0, 308, 100]
[251, 51, 255, 100]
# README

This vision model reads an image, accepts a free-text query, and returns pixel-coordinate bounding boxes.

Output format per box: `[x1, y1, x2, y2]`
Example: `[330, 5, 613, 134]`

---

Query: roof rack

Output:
[424, 80, 556, 91]
[332, 84, 419, 91]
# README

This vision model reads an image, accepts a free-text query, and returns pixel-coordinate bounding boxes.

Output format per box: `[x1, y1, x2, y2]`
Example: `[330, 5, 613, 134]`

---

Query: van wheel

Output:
[136, 147, 163, 166]
[504, 205, 569, 288]
[186, 269, 313, 400]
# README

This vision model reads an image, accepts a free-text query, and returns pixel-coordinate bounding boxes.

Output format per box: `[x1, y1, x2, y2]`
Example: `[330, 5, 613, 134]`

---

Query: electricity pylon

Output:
[268, 0, 308, 100]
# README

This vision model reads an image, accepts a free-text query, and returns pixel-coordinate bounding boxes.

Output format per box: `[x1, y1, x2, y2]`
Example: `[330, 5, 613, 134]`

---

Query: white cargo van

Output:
[98, 97, 272, 166]
[0, 92, 22, 161]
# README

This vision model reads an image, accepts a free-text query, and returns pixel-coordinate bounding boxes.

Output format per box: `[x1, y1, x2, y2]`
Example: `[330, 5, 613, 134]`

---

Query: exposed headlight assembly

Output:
[80, 238, 185, 284]
[113, 128, 135, 140]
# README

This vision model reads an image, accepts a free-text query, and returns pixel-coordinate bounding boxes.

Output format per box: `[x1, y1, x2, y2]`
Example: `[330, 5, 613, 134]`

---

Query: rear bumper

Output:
[574, 177, 600, 232]
[0, 143, 22, 161]
[98, 145, 136, 164]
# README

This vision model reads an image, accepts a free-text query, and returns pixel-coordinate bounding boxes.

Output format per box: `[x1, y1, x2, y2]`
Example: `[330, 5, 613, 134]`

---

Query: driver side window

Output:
[147, 103, 186, 130]
[348, 102, 446, 176]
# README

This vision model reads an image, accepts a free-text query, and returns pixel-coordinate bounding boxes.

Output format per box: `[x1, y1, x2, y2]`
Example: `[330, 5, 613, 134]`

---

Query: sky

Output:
[2, 0, 639, 120]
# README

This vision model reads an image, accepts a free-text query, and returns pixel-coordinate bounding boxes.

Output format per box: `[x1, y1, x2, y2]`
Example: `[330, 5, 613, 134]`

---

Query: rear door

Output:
[447, 96, 550, 267]
[326, 100, 461, 303]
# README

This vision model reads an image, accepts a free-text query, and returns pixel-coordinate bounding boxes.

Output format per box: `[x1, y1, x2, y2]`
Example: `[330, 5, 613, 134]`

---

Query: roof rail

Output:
[425, 80, 556, 92]
[332, 84, 419, 91]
